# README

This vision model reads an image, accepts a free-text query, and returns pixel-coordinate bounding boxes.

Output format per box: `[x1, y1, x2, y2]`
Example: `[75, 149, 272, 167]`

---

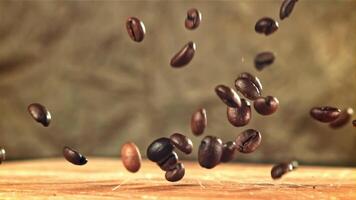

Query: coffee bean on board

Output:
[63, 146, 87, 166]
[271, 162, 294, 179]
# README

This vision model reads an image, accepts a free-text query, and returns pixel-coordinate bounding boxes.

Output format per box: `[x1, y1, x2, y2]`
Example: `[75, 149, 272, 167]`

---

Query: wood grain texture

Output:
[0, 158, 355, 199]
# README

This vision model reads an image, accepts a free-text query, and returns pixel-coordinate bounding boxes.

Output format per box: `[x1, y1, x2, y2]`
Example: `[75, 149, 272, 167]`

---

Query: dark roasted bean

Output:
[310, 106, 341, 123]
[235, 129, 262, 153]
[239, 72, 263, 91]
[255, 17, 279, 36]
[280, 0, 298, 20]
[63, 146, 87, 166]
[185, 8, 202, 30]
[329, 108, 354, 129]
[191, 108, 207, 136]
[253, 96, 279, 115]
[170, 133, 193, 154]
[158, 151, 178, 171]
[254, 52, 275, 71]
[146, 138, 174, 163]
[220, 141, 236, 163]
[0, 148, 5, 164]
[215, 85, 241, 108]
[227, 99, 251, 127]
[198, 136, 223, 169]
[120, 142, 141, 173]
[353, 120, 356, 127]
[235, 73, 262, 100]
[170, 41, 196, 68]
[126, 17, 145, 42]
[165, 162, 185, 182]
[271, 162, 294, 179]
[27, 103, 51, 127]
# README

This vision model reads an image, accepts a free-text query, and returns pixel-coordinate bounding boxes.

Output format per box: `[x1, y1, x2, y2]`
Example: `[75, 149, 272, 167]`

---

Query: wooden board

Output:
[0, 158, 355, 199]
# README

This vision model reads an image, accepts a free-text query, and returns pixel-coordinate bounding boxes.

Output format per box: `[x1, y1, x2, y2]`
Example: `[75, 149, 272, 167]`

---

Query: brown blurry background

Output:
[0, 0, 355, 166]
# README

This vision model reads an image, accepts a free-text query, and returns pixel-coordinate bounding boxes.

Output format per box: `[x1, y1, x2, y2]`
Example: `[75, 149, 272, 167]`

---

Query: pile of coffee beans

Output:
[271, 160, 298, 179]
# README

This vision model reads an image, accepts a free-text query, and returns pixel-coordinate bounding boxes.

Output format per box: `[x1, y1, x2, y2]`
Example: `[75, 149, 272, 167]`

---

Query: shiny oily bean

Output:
[0, 148, 5, 164]
[170, 41, 196, 68]
[310, 106, 341, 123]
[63, 146, 87, 166]
[255, 17, 279, 36]
[170, 133, 193, 154]
[198, 136, 223, 169]
[120, 142, 141, 173]
[165, 162, 185, 182]
[27, 103, 51, 127]
[126, 17, 145, 42]
[271, 162, 294, 180]
[191, 108, 207, 136]
[235, 73, 262, 100]
[329, 108, 354, 129]
[215, 85, 241, 108]
[185, 8, 202, 30]
[280, 0, 299, 20]
[220, 141, 236, 163]
[253, 96, 279, 115]
[235, 129, 262, 153]
[227, 98, 251, 127]
[254, 52, 275, 71]
[239, 72, 263, 91]
[146, 137, 174, 163]
[158, 151, 178, 171]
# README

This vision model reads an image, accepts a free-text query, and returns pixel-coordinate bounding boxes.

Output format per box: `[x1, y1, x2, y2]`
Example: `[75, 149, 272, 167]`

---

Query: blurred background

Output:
[0, 0, 355, 166]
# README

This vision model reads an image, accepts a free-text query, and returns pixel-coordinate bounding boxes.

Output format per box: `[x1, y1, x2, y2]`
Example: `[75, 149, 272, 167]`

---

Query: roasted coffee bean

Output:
[329, 108, 354, 129]
[185, 8, 202, 30]
[280, 0, 298, 20]
[170, 41, 196, 68]
[353, 120, 356, 127]
[227, 99, 251, 127]
[146, 137, 174, 163]
[235, 129, 262, 153]
[254, 52, 275, 71]
[191, 108, 207, 136]
[158, 151, 178, 171]
[255, 17, 279, 36]
[215, 85, 241, 108]
[126, 17, 145, 42]
[27, 103, 51, 127]
[253, 96, 279, 115]
[271, 162, 294, 179]
[165, 162, 185, 182]
[170, 133, 193, 154]
[198, 136, 223, 169]
[220, 141, 236, 163]
[310, 106, 341, 123]
[0, 148, 5, 164]
[63, 146, 87, 166]
[235, 72, 262, 100]
[120, 142, 141, 173]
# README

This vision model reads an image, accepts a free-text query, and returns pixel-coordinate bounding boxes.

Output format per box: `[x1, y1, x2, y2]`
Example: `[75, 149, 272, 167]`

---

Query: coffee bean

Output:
[310, 106, 341, 123]
[239, 72, 263, 91]
[170, 41, 196, 68]
[185, 8, 202, 30]
[271, 162, 294, 179]
[255, 17, 279, 36]
[198, 136, 223, 169]
[280, 0, 298, 20]
[126, 17, 145, 42]
[215, 85, 241, 108]
[27, 103, 51, 127]
[170, 133, 193, 154]
[191, 108, 207, 136]
[120, 142, 141, 173]
[227, 99, 251, 127]
[158, 151, 178, 171]
[0, 148, 5, 164]
[329, 108, 354, 129]
[220, 141, 236, 163]
[254, 52, 275, 71]
[235, 72, 262, 100]
[165, 162, 185, 182]
[146, 137, 174, 163]
[353, 120, 356, 127]
[253, 96, 279, 115]
[235, 129, 262, 153]
[63, 146, 87, 166]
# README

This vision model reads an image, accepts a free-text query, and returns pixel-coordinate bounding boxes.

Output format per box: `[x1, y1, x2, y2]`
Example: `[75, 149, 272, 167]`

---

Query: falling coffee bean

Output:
[227, 98, 251, 127]
[146, 137, 174, 163]
[254, 52, 275, 71]
[158, 151, 178, 171]
[170, 133, 193, 154]
[198, 136, 223, 169]
[271, 162, 294, 180]
[191, 108, 207, 136]
[27, 103, 51, 127]
[255, 17, 279, 36]
[185, 8, 202, 30]
[63, 146, 87, 166]
[235, 129, 262, 153]
[0, 148, 5, 164]
[310, 106, 341, 123]
[170, 41, 196, 68]
[120, 142, 141, 173]
[165, 162, 185, 182]
[235, 72, 262, 100]
[329, 108, 354, 129]
[280, 0, 298, 20]
[215, 84, 241, 108]
[253, 96, 279, 115]
[126, 17, 145, 42]
[220, 141, 236, 163]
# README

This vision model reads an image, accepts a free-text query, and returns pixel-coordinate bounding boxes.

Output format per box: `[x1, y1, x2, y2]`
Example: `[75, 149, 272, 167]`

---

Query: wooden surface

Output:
[0, 158, 355, 200]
